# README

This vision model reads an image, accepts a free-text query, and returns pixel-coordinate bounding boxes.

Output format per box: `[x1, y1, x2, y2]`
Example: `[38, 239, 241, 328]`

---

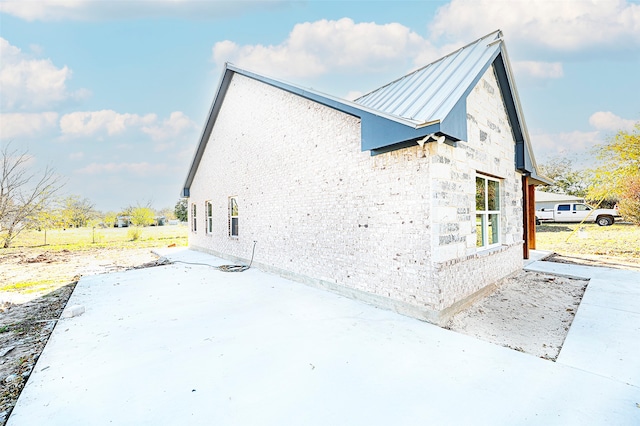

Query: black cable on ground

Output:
[170, 240, 257, 273]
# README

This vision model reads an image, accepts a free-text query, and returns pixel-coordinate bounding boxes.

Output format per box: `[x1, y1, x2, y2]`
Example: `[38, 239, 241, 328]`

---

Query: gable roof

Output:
[182, 30, 549, 197]
[355, 31, 503, 136]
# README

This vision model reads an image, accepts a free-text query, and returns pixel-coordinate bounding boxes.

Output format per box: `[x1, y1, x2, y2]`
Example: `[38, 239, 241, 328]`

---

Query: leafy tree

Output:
[618, 176, 640, 225]
[59, 195, 96, 228]
[130, 206, 155, 227]
[175, 198, 188, 222]
[538, 158, 589, 197]
[588, 122, 640, 219]
[30, 209, 62, 245]
[102, 211, 118, 228]
[158, 207, 176, 221]
[0, 143, 64, 248]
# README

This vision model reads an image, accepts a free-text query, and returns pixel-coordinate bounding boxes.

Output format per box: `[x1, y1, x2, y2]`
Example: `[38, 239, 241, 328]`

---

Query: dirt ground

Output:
[0, 248, 159, 425]
[546, 252, 640, 271]
[0, 248, 632, 424]
[446, 270, 588, 360]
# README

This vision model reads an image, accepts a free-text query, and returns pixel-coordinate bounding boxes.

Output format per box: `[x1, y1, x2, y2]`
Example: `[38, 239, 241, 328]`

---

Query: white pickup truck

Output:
[536, 203, 620, 226]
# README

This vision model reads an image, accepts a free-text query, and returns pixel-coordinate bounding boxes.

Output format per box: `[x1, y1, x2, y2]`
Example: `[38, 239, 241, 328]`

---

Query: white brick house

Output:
[182, 31, 548, 324]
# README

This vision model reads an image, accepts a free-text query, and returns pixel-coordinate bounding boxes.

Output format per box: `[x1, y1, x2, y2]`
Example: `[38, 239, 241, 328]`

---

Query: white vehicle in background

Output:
[536, 203, 620, 226]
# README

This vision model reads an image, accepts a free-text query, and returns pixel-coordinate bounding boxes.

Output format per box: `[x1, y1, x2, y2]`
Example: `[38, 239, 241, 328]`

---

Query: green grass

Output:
[536, 222, 640, 260]
[5, 224, 188, 252]
[0, 225, 188, 295]
[0, 279, 58, 293]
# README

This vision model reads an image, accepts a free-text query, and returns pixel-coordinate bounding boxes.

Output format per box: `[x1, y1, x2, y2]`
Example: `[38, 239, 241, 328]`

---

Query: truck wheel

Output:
[596, 216, 613, 226]
[535, 217, 541, 225]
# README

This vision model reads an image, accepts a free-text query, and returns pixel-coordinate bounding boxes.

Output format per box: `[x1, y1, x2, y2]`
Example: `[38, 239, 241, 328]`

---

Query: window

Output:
[205, 201, 213, 234]
[476, 175, 501, 249]
[574, 204, 590, 211]
[229, 197, 238, 237]
[557, 204, 570, 211]
[191, 203, 197, 232]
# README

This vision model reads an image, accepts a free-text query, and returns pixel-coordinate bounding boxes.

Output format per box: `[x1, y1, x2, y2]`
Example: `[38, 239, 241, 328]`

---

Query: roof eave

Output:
[181, 64, 235, 197]
[182, 64, 446, 195]
[494, 45, 549, 185]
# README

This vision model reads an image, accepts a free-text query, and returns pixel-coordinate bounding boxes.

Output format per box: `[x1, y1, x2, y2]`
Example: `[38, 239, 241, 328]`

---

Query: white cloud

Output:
[0, 0, 289, 21]
[589, 111, 637, 132]
[532, 112, 639, 164]
[213, 18, 438, 78]
[430, 0, 640, 51]
[0, 37, 88, 110]
[142, 111, 197, 141]
[59, 109, 197, 143]
[69, 151, 84, 160]
[532, 130, 601, 161]
[75, 162, 168, 176]
[0, 112, 59, 139]
[512, 61, 563, 79]
[345, 91, 364, 101]
[59, 110, 156, 137]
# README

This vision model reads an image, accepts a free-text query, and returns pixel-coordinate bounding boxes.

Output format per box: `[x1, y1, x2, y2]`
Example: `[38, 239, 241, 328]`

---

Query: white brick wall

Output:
[189, 64, 523, 324]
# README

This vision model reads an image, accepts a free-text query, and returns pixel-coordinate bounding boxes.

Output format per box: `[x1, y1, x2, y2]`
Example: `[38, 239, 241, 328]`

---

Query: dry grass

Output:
[5, 224, 188, 252]
[535, 222, 640, 264]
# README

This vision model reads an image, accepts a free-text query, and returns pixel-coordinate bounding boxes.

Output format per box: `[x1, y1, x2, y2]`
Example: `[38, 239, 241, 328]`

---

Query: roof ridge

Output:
[354, 29, 502, 103]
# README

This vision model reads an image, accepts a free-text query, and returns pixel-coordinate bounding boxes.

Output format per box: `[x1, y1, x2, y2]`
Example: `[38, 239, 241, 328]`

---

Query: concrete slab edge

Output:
[187, 245, 451, 325]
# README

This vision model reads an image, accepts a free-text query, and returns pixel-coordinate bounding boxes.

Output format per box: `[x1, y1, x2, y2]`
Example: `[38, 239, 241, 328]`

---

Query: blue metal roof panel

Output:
[355, 30, 503, 125]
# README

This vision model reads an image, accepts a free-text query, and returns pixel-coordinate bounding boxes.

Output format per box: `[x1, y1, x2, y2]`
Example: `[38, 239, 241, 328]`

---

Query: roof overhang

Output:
[182, 31, 552, 196]
[181, 64, 459, 196]
[492, 49, 553, 186]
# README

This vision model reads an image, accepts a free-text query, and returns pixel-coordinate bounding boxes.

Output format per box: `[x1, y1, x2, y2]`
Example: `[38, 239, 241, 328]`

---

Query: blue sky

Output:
[1, 0, 639, 212]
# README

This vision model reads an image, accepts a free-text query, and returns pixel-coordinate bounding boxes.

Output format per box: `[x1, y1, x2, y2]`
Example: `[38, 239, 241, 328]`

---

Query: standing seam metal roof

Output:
[355, 30, 503, 125]
[182, 29, 551, 195]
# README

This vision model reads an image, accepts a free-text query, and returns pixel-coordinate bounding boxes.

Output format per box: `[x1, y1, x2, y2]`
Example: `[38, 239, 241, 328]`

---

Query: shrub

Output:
[619, 176, 640, 225]
[127, 227, 143, 241]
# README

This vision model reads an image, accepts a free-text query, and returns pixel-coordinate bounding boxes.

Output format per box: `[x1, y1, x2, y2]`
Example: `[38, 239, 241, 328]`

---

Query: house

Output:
[535, 190, 585, 210]
[182, 30, 549, 325]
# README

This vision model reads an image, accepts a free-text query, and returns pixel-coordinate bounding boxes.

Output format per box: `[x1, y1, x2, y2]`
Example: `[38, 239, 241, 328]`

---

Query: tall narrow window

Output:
[191, 203, 197, 232]
[229, 197, 238, 237]
[205, 201, 213, 234]
[475, 175, 501, 249]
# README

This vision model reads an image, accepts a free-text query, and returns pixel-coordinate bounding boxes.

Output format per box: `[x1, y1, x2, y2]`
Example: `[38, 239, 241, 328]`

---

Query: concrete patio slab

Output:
[525, 263, 640, 388]
[526, 260, 640, 387]
[557, 300, 640, 386]
[8, 250, 640, 425]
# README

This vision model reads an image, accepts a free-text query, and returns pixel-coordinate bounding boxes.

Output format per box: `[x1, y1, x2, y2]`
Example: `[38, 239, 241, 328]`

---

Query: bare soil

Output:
[446, 270, 588, 360]
[545, 252, 640, 271]
[0, 248, 159, 424]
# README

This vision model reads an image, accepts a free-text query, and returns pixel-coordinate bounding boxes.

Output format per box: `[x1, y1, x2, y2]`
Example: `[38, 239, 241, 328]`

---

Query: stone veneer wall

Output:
[426, 64, 524, 313]
[189, 64, 523, 324]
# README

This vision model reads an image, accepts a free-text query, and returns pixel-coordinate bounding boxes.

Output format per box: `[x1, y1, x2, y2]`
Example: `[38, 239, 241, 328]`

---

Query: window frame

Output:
[205, 201, 213, 234]
[229, 196, 239, 238]
[475, 174, 502, 250]
[191, 203, 197, 232]
[574, 204, 590, 212]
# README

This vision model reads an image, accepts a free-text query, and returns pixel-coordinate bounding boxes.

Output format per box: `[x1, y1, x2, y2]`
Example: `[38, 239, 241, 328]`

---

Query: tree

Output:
[29, 209, 63, 245]
[175, 198, 188, 222]
[158, 207, 176, 221]
[58, 195, 96, 228]
[538, 158, 589, 197]
[130, 206, 155, 227]
[618, 176, 640, 225]
[588, 122, 640, 219]
[102, 211, 118, 228]
[0, 143, 64, 248]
